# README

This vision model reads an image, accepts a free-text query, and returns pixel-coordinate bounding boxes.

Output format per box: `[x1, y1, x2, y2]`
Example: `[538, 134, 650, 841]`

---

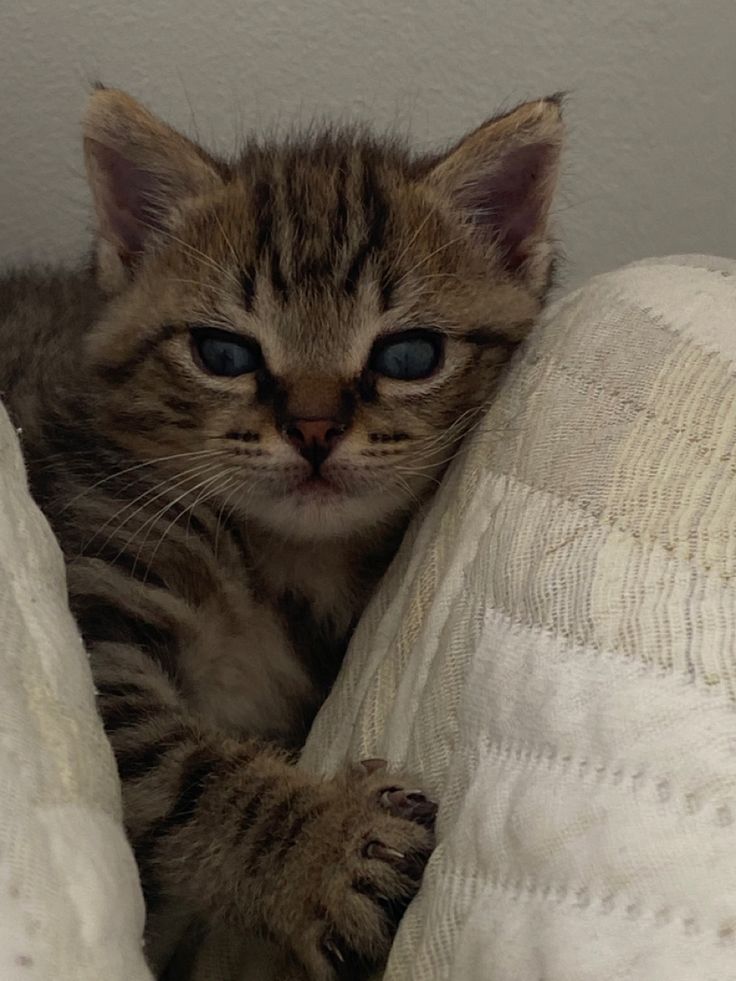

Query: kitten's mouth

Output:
[292, 474, 342, 501]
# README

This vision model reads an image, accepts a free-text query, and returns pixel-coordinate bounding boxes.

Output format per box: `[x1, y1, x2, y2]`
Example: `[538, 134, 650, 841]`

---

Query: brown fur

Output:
[0, 89, 563, 979]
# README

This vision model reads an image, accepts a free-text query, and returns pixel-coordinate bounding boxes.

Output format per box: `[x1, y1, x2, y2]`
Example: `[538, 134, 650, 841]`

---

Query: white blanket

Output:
[0, 410, 152, 978]
[2, 255, 736, 980]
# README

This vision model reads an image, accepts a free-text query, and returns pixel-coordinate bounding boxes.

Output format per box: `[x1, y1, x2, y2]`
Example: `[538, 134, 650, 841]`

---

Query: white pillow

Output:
[300, 254, 736, 980]
[0, 407, 152, 981]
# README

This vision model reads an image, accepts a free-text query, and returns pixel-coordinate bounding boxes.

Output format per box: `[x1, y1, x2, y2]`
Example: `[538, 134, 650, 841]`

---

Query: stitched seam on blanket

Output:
[458, 719, 736, 826]
[522, 345, 736, 462]
[347, 468, 736, 739]
[355, 466, 736, 703]
[425, 861, 727, 945]
[567, 267, 736, 359]
[466, 467, 736, 584]
[455, 530, 735, 661]
[449, 525, 736, 699]
[617, 257, 736, 275]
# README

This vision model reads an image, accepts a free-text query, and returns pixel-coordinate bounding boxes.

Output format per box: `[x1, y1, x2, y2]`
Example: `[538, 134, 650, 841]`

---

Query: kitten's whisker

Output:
[393, 468, 444, 488]
[185, 464, 229, 540]
[214, 474, 250, 560]
[409, 428, 474, 461]
[143, 466, 240, 582]
[406, 415, 525, 475]
[205, 474, 245, 561]
[62, 448, 228, 510]
[81, 465, 209, 556]
[400, 423, 488, 470]
[213, 467, 272, 561]
[404, 406, 487, 457]
[388, 471, 424, 506]
[416, 415, 481, 451]
[404, 413, 523, 474]
[86, 458, 227, 544]
[91, 460, 228, 558]
[391, 211, 434, 270]
[398, 233, 468, 282]
[213, 211, 241, 270]
[131, 467, 236, 575]
[403, 440, 476, 473]
[404, 439, 471, 470]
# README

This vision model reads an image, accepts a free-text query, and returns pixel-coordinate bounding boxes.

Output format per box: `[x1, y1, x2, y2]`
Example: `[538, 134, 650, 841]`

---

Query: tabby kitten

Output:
[0, 89, 563, 978]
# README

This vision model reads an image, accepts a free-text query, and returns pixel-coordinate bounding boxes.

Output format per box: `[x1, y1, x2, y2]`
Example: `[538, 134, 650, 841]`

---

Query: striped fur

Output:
[0, 89, 563, 978]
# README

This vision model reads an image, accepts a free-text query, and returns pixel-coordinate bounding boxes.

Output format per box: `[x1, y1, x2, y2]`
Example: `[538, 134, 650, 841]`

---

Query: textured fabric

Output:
[300, 255, 736, 980]
[3, 255, 736, 980]
[0, 409, 152, 980]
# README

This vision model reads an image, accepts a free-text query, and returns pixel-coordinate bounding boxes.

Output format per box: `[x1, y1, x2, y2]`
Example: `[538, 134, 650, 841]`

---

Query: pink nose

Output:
[284, 418, 345, 467]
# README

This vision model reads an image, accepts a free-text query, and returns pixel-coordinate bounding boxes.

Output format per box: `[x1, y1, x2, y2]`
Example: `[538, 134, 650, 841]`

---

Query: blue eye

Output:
[370, 330, 442, 380]
[192, 327, 262, 377]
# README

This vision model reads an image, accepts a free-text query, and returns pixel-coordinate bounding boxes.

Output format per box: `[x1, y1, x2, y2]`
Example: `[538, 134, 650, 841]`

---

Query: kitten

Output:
[0, 88, 563, 979]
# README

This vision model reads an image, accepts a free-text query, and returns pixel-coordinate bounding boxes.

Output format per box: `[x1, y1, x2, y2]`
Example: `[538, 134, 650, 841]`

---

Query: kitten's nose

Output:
[283, 418, 345, 468]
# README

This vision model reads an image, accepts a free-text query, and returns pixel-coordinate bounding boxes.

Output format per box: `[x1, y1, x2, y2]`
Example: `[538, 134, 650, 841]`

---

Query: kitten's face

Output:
[83, 93, 563, 540]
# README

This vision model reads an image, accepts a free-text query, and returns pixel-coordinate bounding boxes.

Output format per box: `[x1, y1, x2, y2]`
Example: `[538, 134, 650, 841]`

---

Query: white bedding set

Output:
[2, 254, 736, 980]
[0, 401, 151, 978]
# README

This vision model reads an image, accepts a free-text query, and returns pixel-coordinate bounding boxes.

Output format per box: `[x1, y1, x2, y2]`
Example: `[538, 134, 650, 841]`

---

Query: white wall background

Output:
[1, 0, 735, 288]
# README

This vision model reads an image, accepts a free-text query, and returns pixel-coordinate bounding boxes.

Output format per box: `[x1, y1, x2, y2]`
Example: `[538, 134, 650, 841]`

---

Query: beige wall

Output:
[1, 0, 735, 287]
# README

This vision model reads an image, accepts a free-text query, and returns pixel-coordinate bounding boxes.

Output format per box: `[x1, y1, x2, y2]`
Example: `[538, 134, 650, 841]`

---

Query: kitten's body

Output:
[0, 91, 562, 979]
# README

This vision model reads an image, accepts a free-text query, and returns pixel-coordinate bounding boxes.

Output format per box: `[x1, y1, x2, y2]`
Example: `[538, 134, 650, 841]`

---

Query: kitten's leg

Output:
[93, 643, 435, 980]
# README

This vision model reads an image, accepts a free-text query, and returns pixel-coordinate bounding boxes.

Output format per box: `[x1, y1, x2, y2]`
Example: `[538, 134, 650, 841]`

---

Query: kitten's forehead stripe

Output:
[252, 176, 288, 301]
[269, 243, 289, 301]
[240, 268, 256, 312]
[284, 158, 308, 281]
[253, 178, 274, 258]
[378, 263, 396, 313]
[344, 156, 390, 297]
[332, 154, 350, 254]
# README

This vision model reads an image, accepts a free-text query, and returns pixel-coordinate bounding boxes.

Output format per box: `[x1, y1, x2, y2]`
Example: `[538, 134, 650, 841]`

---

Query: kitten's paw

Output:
[286, 765, 437, 980]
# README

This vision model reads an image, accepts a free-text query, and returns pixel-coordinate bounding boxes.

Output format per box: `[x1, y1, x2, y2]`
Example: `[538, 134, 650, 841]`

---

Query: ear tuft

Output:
[427, 96, 564, 296]
[83, 88, 222, 292]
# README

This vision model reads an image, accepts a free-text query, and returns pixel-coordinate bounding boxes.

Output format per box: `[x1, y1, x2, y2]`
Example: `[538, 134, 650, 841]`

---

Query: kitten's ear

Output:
[426, 96, 564, 296]
[83, 87, 223, 292]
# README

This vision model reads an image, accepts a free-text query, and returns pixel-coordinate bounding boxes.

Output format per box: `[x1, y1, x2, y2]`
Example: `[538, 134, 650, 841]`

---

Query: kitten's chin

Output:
[245, 487, 408, 541]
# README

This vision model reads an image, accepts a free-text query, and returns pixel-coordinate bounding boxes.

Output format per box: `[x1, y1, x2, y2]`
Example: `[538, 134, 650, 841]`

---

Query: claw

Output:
[380, 789, 438, 827]
[364, 840, 405, 862]
[324, 939, 345, 964]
